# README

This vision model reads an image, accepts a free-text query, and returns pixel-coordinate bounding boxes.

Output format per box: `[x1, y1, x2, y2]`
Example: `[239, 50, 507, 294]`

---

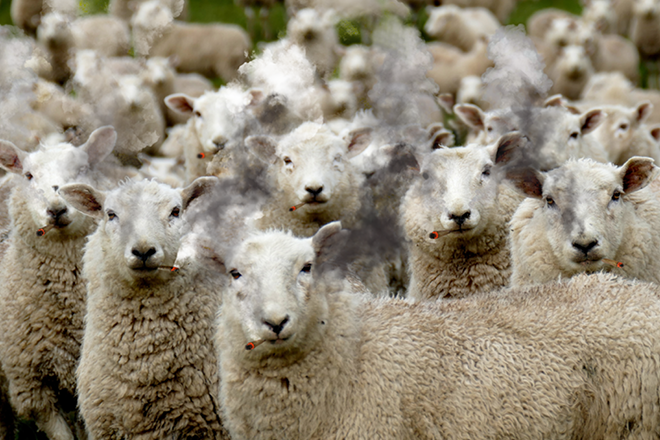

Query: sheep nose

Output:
[264, 315, 289, 335]
[449, 211, 471, 226]
[572, 239, 599, 255]
[47, 206, 67, 220]
[132, 247, 157, 263]
[212, 137, 227, 150]
[306, 185, 324, 197]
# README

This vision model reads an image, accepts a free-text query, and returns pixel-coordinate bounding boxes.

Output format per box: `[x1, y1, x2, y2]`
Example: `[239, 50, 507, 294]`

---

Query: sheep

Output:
[630, 0, 660, 60]
[453, 103, 517, 144]
[548, 45, 594, 100]
[217, 222, 660, 439]
[440, 0, 515, 23]
[582, 29, 640, 84]
[70, 14, 130, 57]
[582, 0, 618, 33]
[526, 8, 577, 40]
[245, 121, 369, 238]
[0, 127, 118, 440]
[10, 0, 77, 35]
[59, 177, 227, 440]
[426, 37, 493, 96]
[456, 75, 488, 109]
[424, 5, 500, 52]
[133, 1, 251, 82]
[509, 157, 660, 287]
[401, 132, 526, 300]
[36, 12, 75, 84]
[589, 101, 660, 164]
[287, 8, 342, 80]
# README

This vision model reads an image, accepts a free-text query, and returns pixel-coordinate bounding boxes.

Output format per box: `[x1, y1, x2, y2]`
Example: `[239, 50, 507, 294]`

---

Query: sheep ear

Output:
[245, 135, 278, 164]
[506, 167, 544, 198]
[543, 94, 564, 108]
[346, 127, 372, 158]
[580, 109, 605, 135]
[430, 130, 454, 150]
[490, 131, 526, 165]
[248, 89, 265, 106]
[81, 126, 116, 167]
[436, 93, 455, 113]
[620, 157, 658, 193]
[650, 126, 660, 142]
[180, 176, 219, 210]
[165, 93, 196, 115]
[454, 104, 485, 130]
[636, 101, 653, 123]
[0, 140, 27, 174]
[59, 184, 106, 218]
[312, 221, 346, 266]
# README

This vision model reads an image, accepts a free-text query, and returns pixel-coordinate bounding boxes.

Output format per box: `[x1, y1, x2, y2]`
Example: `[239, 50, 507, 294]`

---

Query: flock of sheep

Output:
[2, 0, 660, 438]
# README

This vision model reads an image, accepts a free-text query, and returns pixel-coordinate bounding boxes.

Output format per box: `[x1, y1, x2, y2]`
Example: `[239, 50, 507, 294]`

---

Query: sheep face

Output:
[166, 89, 258, 154]
[288, 8, 336, 46]
[404, 133, 524, 246]
[59, 177, 217, 286]
[224, 223, 341, 360]
[592, 102, 653, 163]
[511, 158, 657, 273]
[454, 104, 515, 144]
[424, 5, 461, 39]
[248, 123, 366, 216]
[0, 127, 116, 238]
[633, 0, 660, 19]
[554, 45, 593, 82]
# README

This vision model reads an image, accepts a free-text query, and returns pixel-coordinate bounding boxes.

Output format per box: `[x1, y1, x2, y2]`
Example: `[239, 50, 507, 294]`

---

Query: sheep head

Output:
[0, 126, 116, 239]
[223, 222, 344, 364]
[509, 157, 658, 274]
[403, 132, 526, 252]
[59, 177, 218, 287]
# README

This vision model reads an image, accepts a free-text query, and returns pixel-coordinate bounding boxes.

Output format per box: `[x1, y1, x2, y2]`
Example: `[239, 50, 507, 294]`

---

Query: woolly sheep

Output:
[36, 12, 75, 84]
[583, 30, 640, 84]
[287, 8, 341, 80]
[424, 5, 500, 52]
[456, 75, 487, 109]
[440, 0, 514, 22]
[218, 222, 660, 439]
[630, 0, 660, 60]
[589, 101, 660, 164]
[548, 45, 594, 100]
[509, 157, 660, 286]
[402, 133, 525, 300]
[426, 37, 493, 95]
[245, 121, 369, 238]
[135, 4, 251, 82]
[59, 177, 227, 439]
[0, 127, 118, 440]
[582, 0, 618, 33]
[10, 0, 77, 35]
[109, 0, 187, 21]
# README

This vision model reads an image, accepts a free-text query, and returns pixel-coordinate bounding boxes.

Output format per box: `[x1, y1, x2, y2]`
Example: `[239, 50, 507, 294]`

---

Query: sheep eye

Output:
[170, 206, 180, 218]
[25, 172, 33, 180]
[107, 210, 117, 220]
[569, 132, 579, 139]
[301, 263, 312, 273]
[422, 172, 429, 180]
[487, 126, 493, 132]
[482, 165, 491, 177]
[619, 123, 629, 130]
[612, 190, 621, 201]
[229, 269, 241, 279]
[283, 157, 292, 165]
[545, 196, 555, 207]
[194, 111, 202, 118]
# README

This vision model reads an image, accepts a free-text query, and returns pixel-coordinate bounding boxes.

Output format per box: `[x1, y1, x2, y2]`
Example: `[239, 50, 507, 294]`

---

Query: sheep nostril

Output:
[264, 315, 289, 335]
[305, 186, 323, 197]
[47, 207, 67, 219]
[449, 211, 471, 226]
[132, 247, 157, 263]
[572, 240, 599, 255]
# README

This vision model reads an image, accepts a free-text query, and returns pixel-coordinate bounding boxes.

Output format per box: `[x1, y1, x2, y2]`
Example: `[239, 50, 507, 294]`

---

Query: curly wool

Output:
[219, 272, 660, 439]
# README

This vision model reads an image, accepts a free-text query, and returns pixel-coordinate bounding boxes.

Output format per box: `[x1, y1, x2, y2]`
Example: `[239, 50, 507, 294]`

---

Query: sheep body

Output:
[424, 5, 500, 52]
[149, 21, 251, 81]
[426, 38, 493, 95]
[218, 224, 660, 439]
[60, 178, 227, 439]
[70, 15, 130, 57]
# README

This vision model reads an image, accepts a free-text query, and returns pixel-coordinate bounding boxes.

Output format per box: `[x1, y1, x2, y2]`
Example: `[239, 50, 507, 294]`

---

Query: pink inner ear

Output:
[167, 96, 194, 114]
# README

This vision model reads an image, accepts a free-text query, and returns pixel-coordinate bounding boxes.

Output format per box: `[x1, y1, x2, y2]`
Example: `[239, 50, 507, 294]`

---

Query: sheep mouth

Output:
[130, 264, 159, 272]
[269, 336, 291, 345]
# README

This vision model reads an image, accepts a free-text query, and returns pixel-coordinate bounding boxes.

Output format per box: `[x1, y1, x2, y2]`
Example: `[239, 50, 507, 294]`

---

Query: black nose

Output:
[573, 239, 599, 254]
[449, 211, 471, 226]
[132, 247, 157, 263]
[306, 186, 323, 197]
[264, 315, 289, 335]
[47, 206, 67, 219]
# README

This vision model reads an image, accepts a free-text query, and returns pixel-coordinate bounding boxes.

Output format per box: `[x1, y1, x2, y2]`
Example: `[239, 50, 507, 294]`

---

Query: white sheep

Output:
[630, 0, 660, 61]
[132, 1, 251, 82]
[402, 132, 526, 300]
[70, 14, 130, 57]
[109, 0, 187, 21]
[0, 127, 118, 440]
[287, 8, 342, 80]
[35, 12, 75, 84]
[59, 177, 227, 439]
[426, 37, 493, 95]
[245, 121, 369, 238]
[548, 44, 594, 100]
[582, 28, 640, 85]
[456, 75, 488, 109]
[509, 157, 660, 286]
[453, 103, 517, 144]
[582, 0, 618, 33]
[218, 222, 660, 439]
[589, 101, 660, 164]
[10, 0, 77, 35]
[424, 5, 500, 52]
